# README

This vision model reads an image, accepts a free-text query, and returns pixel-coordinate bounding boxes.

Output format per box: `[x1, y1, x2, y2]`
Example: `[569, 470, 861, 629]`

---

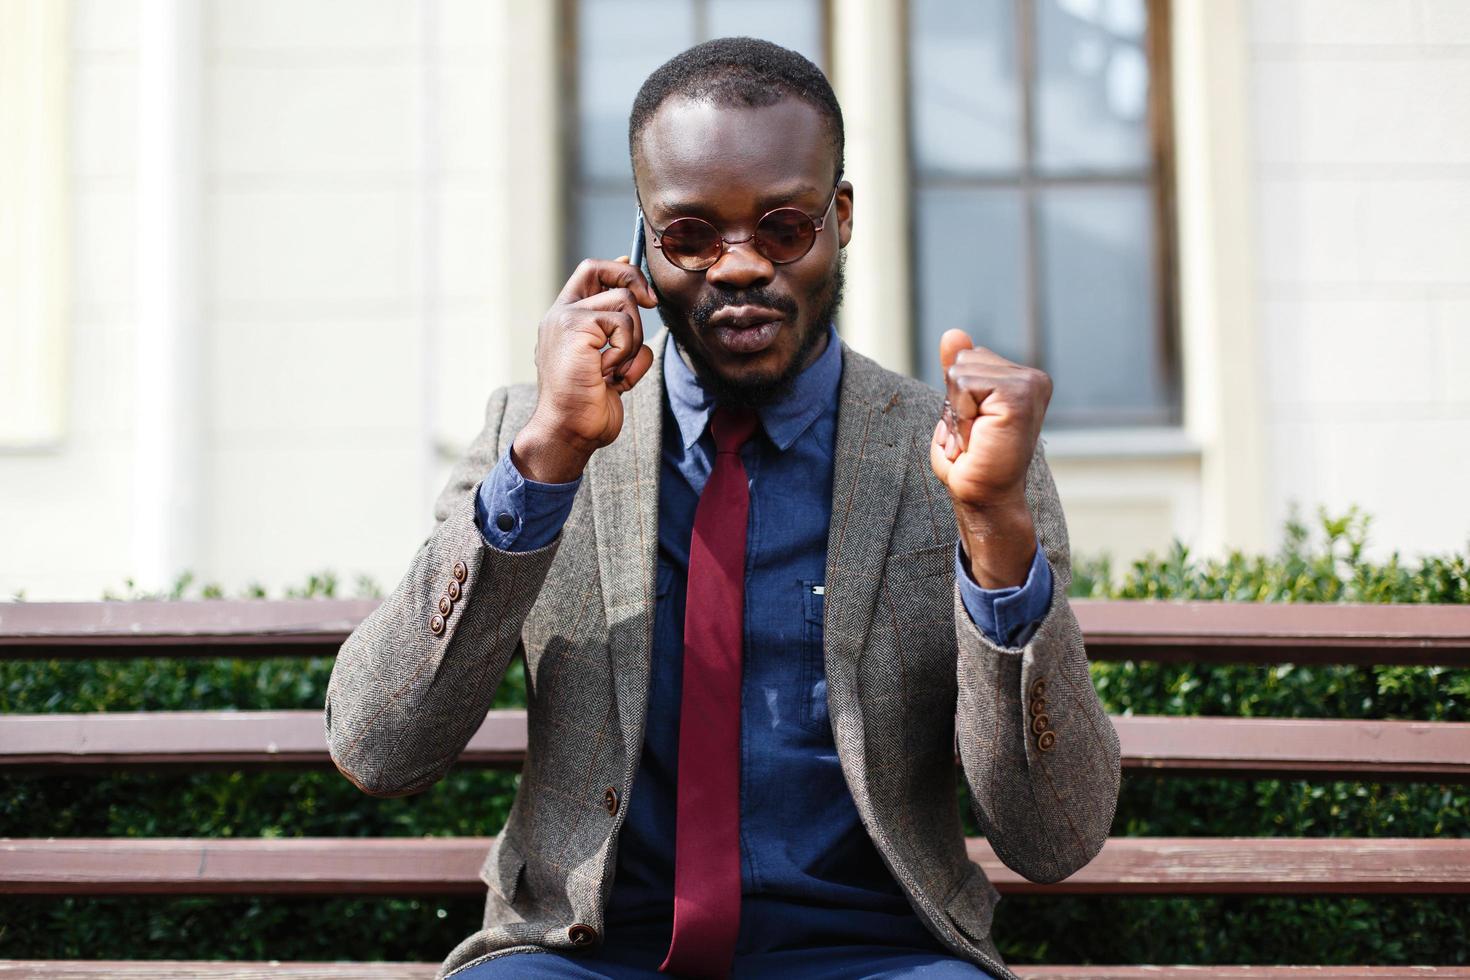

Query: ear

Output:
[836, 180, 854, 249]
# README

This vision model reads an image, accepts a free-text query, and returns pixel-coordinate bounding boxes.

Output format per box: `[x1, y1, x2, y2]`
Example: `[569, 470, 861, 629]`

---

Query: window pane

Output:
[1033, 0, 1151, 173]
[913, 187, 1028, 390]
[909, 0, 1021, 176]
[1038, 185, 1163, 423]
[577, 0, 697, 182]
[707, 0, 824, 66]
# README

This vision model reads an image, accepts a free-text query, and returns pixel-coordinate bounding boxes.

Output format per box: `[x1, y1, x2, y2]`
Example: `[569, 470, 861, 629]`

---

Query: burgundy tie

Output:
[661, 405, 760, 979]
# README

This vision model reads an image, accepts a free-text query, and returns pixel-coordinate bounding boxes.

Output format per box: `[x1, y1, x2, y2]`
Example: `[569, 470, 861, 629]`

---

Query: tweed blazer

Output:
[325, 331, 1121, 980]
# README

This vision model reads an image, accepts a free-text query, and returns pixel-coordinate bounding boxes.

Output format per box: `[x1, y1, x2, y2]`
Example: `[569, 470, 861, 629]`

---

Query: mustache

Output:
[687, 288, 799, 329]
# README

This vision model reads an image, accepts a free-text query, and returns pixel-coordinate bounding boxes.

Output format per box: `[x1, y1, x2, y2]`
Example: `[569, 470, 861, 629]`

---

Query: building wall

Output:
[1, 0, 561, 600]
[1250, 0, 1470, 557]
[3, 0, 1467, 601]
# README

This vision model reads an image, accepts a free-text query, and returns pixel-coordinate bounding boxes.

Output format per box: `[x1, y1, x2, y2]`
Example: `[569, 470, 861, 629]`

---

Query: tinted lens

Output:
[659, 218, 723, 271]
[755, 209, 817, 263]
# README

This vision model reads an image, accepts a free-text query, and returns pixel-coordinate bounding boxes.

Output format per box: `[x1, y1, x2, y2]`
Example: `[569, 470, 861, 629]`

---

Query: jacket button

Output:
[568, 923, 598, 947]
[1029, 697, 1047, 717]
[437, 595, 452, 616]
[603, 786, 620, 816]
[496, 512, 515, 533]
[1029, 678, 1046, 700]
[429, 613, 446, 636]
[1031, 713, 1050, 735]
[446, 580, 462, 602]
[452, 560, 468, 582]
[1037, 729, 1057, 752]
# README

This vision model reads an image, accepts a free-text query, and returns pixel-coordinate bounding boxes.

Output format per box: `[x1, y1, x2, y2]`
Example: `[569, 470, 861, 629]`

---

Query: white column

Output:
[1172, 0, 1269, 554]
[133, 0, 203, 591]
[501, 0, 564, 379]
[831, 0, 914, 375]
[0, 0, 69, 448]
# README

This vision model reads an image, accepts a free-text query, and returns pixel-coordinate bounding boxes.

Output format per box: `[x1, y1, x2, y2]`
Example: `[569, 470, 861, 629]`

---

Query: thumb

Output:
[939, 329, 974, 376]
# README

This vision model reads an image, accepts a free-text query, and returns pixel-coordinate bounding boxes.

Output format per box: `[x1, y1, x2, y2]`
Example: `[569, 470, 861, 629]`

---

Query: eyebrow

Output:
[651, 183, 827, 222]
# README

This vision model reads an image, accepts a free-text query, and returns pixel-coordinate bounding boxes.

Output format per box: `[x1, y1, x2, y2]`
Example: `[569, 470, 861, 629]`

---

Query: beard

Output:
[658, 253, 847, 409]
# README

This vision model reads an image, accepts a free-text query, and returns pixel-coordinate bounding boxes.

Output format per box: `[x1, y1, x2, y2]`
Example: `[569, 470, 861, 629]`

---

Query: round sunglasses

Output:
[644, 184, 840, 272]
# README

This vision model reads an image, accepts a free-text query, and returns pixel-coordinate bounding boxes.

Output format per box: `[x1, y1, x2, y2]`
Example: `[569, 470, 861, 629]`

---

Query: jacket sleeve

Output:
[324, 387, 561, 797]
[953, 441, 1121, 882]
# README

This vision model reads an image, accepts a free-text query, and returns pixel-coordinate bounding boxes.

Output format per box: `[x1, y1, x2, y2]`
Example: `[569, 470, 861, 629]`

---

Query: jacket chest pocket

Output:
[799, 580, 829, 735]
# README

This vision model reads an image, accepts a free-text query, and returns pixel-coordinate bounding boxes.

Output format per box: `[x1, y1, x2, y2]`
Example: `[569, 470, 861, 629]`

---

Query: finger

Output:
[929, 419, 954, 484]
[576, 290, 645, 369]
[939, 329, 974, 376]
[580, 310, 638, 373]
[557, 258, 658, 308]
[607, 343, 655, 391]
[947, 373, 1002, 419]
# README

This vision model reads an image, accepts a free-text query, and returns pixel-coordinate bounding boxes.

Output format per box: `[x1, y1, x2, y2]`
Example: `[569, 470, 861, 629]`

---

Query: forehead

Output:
[636, 97, 834, 219]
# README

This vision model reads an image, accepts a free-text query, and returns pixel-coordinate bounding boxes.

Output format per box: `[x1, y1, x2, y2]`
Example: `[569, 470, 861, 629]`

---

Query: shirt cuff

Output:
[955, 534, 1053, 649]
[474, 446, 582, 552]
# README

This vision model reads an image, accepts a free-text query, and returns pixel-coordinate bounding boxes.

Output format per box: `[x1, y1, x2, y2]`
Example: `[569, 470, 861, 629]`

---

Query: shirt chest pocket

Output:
[799, 580, 829, 736]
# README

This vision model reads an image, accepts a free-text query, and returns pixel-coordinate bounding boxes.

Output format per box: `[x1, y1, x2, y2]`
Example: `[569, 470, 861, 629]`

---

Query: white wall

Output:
[1, 0, 137, 600]
[0, 0, 559, 600]
[1250, 0, 1470, 557]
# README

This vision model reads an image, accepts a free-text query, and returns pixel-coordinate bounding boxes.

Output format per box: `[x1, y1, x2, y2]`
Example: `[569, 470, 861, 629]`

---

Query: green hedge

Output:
[2, 508, 1468, 966]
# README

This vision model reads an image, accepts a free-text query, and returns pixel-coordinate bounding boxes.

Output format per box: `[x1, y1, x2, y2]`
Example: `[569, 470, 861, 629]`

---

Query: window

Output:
[908, 0, 1178, 427]
[568, 0, 827, 332]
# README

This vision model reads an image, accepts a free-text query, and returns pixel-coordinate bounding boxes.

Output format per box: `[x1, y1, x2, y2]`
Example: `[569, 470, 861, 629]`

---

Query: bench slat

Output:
[5, 600, 1469, 665]
[2, 964, 1468, 979]
[4, 711, 1468, 781]
[4, 837, 1467, 897]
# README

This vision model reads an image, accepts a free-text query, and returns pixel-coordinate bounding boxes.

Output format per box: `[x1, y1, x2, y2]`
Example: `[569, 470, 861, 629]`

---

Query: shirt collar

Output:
[663, 322, 842, 453]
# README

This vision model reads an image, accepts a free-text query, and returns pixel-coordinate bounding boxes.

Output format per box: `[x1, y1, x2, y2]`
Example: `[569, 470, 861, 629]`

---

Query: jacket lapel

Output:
[822, 342, 910, 795]
[588, 330, 667, 764]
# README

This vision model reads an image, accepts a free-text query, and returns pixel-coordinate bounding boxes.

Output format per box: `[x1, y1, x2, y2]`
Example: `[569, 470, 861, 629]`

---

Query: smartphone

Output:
[629, 205, 647, 277]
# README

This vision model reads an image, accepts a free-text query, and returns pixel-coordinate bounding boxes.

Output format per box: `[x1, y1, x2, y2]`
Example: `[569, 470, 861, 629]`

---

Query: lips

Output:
[708, 306, 786, 355]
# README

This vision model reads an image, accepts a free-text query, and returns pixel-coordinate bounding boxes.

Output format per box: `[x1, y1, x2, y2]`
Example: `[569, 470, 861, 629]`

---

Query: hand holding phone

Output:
[511, 235, 658, 484]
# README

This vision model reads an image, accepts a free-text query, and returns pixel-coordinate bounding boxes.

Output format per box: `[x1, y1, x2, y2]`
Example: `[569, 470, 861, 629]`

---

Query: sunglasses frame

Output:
[641, 183, 842, 272]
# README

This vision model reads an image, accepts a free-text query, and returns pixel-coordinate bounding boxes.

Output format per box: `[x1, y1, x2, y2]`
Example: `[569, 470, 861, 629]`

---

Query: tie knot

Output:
[709, 405, 759, 454]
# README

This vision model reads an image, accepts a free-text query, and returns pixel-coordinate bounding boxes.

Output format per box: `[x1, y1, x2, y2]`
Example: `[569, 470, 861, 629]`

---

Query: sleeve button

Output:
[496, 512, 515, 533]
[1029, 678, 1047, 700]
[437, 596, 452, 616]
[452, 560, 468, 582]
[1029, 697, 1047, 717]
[429, 614, 446, 636]
[1037, 729, 1057, 752]
[568, 923, 598, 947]
[446, 580, 461, 602]
[603, 786, 620, 816]
[1031, 713, 1050, 735]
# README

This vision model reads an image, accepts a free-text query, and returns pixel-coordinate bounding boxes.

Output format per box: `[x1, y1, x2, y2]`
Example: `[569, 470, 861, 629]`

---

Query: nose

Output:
[704, 237, 775, 292]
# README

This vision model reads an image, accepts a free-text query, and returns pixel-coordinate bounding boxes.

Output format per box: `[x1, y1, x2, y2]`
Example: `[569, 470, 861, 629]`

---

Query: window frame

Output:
[904, 0, 1181, 429]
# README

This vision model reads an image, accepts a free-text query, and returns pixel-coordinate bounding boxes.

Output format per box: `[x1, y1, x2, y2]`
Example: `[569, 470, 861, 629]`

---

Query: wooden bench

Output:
[2, 599, 1469, 978]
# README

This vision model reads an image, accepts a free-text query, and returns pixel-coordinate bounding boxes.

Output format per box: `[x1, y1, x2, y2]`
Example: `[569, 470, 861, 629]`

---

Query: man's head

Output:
[628, 37, 853, 408]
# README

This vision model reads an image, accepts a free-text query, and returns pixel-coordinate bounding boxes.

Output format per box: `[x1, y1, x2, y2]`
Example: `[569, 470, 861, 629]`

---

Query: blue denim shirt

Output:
[474, 328, 1052, 953]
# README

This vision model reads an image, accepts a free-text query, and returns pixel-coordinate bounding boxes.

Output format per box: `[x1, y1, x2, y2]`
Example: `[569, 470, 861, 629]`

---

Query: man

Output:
[326, 38, 1119, 980]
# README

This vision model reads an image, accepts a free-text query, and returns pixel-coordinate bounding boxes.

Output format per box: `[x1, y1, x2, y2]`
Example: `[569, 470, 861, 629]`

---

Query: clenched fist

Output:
[929, 329, 1052, 589]
[512, 257, 659, 484]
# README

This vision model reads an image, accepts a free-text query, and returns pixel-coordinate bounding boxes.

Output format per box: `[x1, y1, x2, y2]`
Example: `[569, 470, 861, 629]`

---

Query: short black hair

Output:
[628, 36, 845, 184]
